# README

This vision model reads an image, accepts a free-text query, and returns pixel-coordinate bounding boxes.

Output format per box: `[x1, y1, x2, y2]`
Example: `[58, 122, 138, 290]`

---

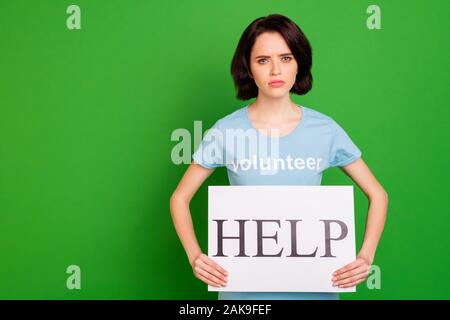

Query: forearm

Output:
[169, 195, 203, 265]
[358, 192, 389, 264]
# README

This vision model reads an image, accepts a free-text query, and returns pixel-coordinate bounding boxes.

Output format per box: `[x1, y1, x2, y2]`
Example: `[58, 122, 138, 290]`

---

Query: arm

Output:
[169, 161, 228, 287]
[332, 158, 389, 288]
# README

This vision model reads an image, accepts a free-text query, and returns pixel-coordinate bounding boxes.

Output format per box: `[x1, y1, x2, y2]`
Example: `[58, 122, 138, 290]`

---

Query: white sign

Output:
[208, 185, 356, 293]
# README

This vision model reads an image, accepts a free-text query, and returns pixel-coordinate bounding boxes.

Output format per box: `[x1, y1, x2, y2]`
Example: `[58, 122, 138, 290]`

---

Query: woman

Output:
[170, 13, 388, 300]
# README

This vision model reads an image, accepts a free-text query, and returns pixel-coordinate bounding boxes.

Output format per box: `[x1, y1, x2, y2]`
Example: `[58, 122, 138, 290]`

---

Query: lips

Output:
[269, 80, 285, 87]
[269, 80, 285, 85]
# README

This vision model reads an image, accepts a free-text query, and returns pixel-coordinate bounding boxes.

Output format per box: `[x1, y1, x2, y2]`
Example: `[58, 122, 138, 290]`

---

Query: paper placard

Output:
[208, 185, 356, 292]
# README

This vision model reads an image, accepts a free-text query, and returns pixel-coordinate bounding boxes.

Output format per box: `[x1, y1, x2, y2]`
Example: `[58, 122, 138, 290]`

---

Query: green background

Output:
[1, 0, 449, 299]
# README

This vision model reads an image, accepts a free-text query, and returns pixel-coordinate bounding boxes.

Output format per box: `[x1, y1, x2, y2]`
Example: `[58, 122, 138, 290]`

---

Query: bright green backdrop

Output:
[1, 0, 449, 299]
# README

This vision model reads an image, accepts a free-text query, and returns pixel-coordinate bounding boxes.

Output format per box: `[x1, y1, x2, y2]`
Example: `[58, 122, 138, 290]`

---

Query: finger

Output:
[195, 269, 224, 287]
[340, 278, 366, 288]
[195, 266, 226, 287]
[333, 265, 369, 282]
[197, 259, 228, 282]
[333, 259, 364, 276]
[196, 272, 222, 288]
[335, 271, 368, 287]
[200, 254, 228, 277]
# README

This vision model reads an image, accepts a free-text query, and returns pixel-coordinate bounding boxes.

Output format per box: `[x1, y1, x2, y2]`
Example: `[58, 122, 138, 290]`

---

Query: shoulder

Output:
[302, 105, 335, 124]
[301, 105, 338, 134]
[213, 105, 248, 129]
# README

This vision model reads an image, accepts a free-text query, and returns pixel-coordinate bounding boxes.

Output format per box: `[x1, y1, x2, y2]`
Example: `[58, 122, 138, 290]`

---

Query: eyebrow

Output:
[254, 53, 293, 59]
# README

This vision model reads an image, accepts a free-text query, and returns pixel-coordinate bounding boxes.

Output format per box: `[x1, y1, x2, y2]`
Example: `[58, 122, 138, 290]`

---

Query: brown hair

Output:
[230, 13, 313, 100]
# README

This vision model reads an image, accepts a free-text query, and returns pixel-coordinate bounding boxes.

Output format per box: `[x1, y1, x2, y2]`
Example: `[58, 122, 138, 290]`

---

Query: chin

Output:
[265, 90, 289, 98]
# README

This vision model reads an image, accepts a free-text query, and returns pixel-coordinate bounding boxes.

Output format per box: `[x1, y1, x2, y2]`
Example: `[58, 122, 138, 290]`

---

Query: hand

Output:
[190, 253, 228, 288]
[331, 254, 372, 288]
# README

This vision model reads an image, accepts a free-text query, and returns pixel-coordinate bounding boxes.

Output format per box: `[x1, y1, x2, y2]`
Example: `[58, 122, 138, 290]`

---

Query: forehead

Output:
[251, 32, 291, 56]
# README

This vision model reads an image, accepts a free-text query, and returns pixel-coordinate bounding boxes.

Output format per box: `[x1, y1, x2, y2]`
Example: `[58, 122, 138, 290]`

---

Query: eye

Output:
[257, 56, 292, 64]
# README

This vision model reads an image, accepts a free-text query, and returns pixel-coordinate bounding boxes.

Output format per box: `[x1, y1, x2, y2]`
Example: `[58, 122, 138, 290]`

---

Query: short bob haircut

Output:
[231, 13, 313, 101]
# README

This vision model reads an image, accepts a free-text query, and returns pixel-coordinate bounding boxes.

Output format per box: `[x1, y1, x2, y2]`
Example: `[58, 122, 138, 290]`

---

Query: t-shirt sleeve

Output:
[329, 119, 362, 167]
[192, 120, 225, 169]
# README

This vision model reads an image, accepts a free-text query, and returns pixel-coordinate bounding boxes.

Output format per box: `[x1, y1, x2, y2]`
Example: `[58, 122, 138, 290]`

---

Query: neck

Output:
[249, 94, 298, 123]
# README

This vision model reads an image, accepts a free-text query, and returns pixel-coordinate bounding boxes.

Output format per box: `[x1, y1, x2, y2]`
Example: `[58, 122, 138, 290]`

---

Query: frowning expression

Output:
[248, 32, 298, 98]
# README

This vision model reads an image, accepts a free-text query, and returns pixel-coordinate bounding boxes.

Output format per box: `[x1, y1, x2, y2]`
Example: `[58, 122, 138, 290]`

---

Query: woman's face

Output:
[249, 32, 298, 98]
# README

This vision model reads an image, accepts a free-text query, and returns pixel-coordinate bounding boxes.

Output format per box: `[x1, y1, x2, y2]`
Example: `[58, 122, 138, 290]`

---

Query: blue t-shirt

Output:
[192, 104, 362, 300]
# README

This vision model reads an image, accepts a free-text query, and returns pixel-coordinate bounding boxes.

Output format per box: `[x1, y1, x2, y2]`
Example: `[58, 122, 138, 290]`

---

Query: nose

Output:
[271, 60, 281, 76]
